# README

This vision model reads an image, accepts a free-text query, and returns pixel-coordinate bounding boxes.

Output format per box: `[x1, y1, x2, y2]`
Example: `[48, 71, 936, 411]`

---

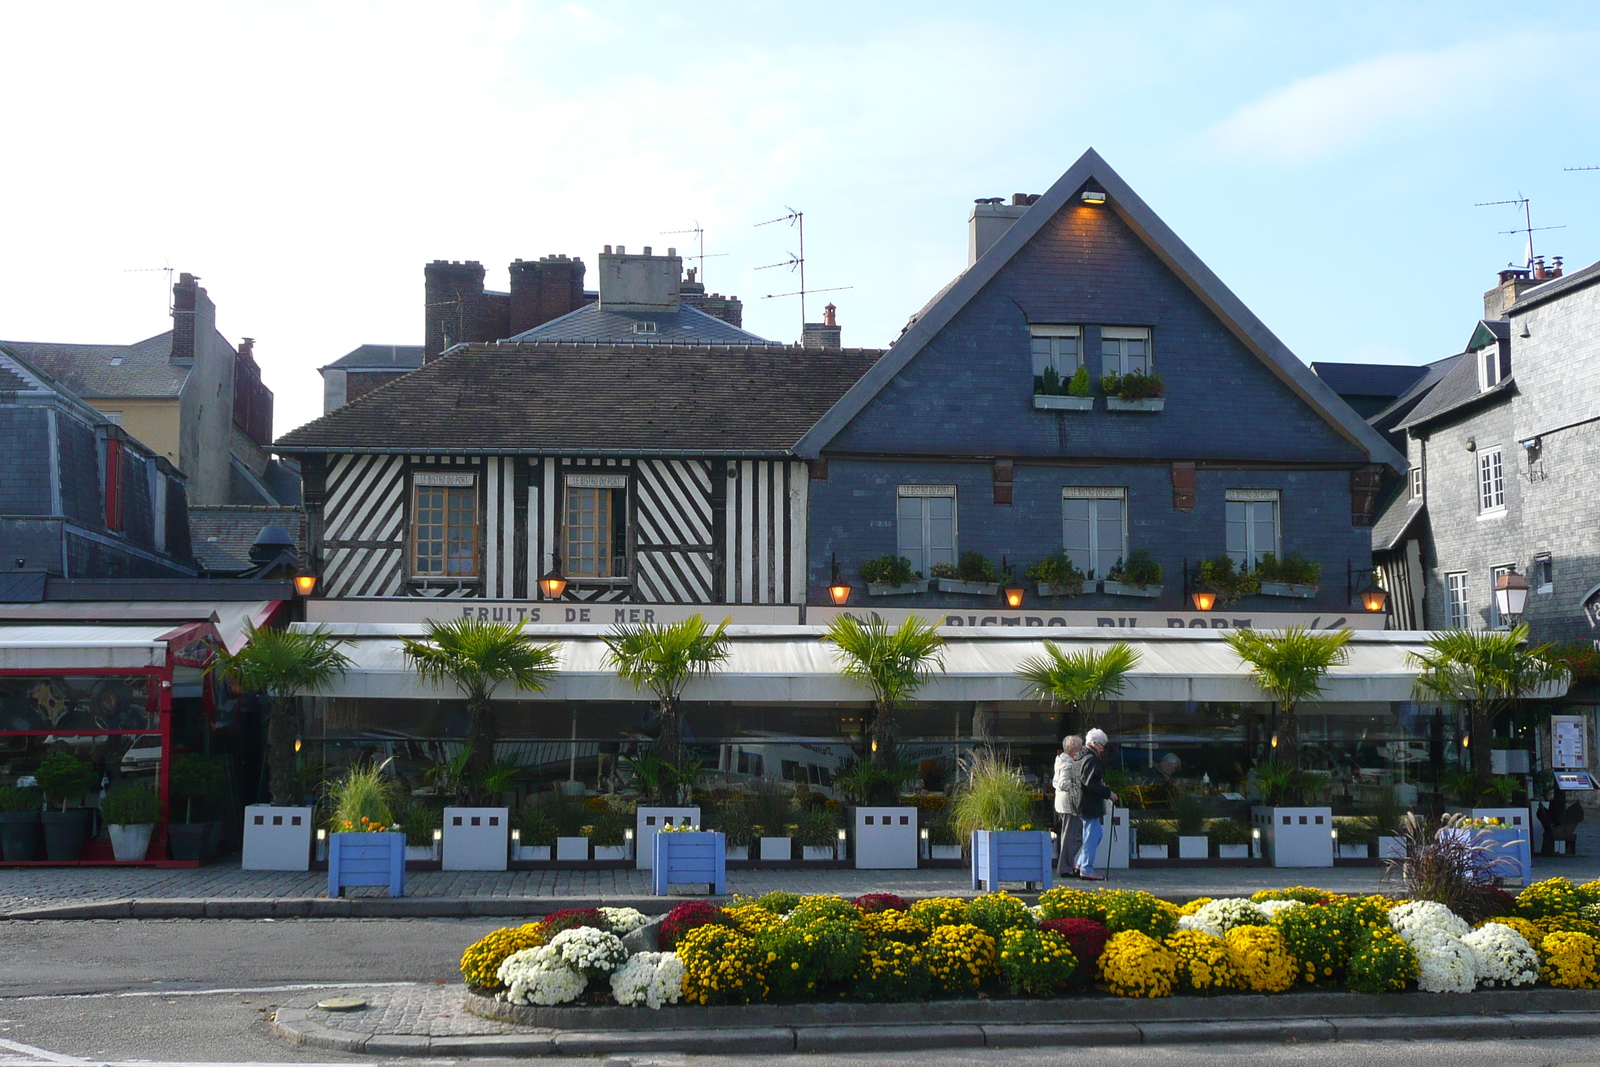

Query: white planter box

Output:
[1105, 396, 1165, 412]
[759, 836, 792, 862]
[1259, 581, 1318, 599]
[934, 578, 1001, 596]
[241, 805, 313, 871]
[404, 844, 434, 862]
[1337, 843, 1371, 859]
[1100, 581, 1162, 598]
[1491, 749, 1532, 774]
[556, 836, 590, 861]
[1035, 581, 1085, 598]
[868, 580, 929, 597]
[442, 807, 509, 871]
[930, 844, 963, 860]
[854, 806, 918, 869]
[635, 807, 701, 869]
[1378, 835, 1405, 860]
[1252, 806, 1334, 867]
[514, 844, 552, 862]
[727, 845, 749, 861]
[1218, 843, 1250, 859]
[803, 845, 835, 861]
[1177, 835, 1208, 860]
[1033, 394, 1093, 411]
[594, 844, 627, 861]
[108, 823, 153, 862]
[1138, 844, 1170, 859]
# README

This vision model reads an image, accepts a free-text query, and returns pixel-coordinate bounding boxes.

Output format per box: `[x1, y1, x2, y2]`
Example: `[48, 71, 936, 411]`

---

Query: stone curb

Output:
[269, 1005, 1600, 1057]
[0, 896, 686, 922]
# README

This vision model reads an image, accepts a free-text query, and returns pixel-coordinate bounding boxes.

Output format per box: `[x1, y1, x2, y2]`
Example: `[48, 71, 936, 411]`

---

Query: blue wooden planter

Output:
[651, 831, 725, 895]
[329, 831, 406, 898]
[1440, 827, 1532, 886]
[971, 829, 1053, 892]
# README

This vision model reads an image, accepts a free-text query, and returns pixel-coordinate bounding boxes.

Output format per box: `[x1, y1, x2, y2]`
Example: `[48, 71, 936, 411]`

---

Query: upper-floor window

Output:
[1031, 326, 1081, 382]
[1445, 571, 1469, 629]
[1534, 554, 1554, 593]
[1062, 487, 1125, 580]
[1225, 489, 1279, 571]
[412, 472, 478, 577]
[564, 473, 628, 578]
[1101, 326, 1151, 377]
[1410, 467, 1423, 499]
[1476, 343, 1504, 391]
[1477, 447, 1505, 514]
[897, 485, 956, 578]
[104, 438, 124, 532]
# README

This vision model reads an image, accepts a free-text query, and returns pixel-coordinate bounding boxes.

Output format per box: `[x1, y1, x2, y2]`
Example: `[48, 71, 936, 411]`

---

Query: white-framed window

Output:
[564, 473, 628, 578]
[1477, 343, 1503, 391]
[1031, 325, 1082, 378]
[1534, 554, 1554, 593]
[1225, 489, 1279, 571]
[1445, 571, 1469, 629]
[897, 485, 957, 578]
[1061, 487, 1126, 579]
[1101, 326, 1151, 377]
[1477, 447, 1505, 514]
[1489, 563, 1515, 629]
[412, 471, 479, 577]
[1410, 467, 1423, 499]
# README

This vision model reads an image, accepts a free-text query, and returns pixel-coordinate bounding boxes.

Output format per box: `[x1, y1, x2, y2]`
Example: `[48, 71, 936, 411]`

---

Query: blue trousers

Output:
[1076, 817, 1104, 875]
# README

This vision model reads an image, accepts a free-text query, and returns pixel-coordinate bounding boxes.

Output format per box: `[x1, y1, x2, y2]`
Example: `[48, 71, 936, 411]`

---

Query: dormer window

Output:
[1476, 343, 1504, 391]
[633, 321, 659, 335]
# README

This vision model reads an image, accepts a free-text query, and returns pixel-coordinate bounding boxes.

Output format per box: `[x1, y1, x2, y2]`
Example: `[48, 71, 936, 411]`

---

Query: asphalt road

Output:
[4, 919, 1600, 1066]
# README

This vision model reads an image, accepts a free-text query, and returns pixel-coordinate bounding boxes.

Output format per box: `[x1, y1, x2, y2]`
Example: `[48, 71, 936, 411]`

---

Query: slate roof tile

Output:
[0, 333, 186, 398]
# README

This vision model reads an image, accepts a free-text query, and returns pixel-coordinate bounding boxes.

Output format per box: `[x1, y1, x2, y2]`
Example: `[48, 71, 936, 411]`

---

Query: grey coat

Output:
[1053, 751, 1086, 817]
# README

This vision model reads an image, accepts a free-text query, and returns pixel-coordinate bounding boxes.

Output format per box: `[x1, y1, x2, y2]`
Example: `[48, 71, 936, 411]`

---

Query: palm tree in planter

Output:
[1408, 625, 1566, 799]
[1224, 626, 1353, 770]
[1016, 641, 1141, 735]
[209, 624, 352, 805]
[402, 618, 559, 792]
[822, 614, 945, 802]
[602, 615, 731, 804]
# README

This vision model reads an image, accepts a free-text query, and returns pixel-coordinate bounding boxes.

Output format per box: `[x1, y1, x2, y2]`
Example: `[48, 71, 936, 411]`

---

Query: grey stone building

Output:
[1373, 259, 1600, 641]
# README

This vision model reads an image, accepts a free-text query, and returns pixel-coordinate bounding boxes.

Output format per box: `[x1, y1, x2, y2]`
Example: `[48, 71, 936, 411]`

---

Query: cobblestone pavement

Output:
[299, 984, 530, 1038]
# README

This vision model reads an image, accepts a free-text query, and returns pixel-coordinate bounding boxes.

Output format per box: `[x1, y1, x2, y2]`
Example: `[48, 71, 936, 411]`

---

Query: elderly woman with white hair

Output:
[1075, 728, 1118, 880]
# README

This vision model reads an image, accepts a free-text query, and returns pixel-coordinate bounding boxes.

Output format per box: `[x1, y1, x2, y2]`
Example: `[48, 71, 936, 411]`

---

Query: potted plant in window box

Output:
[1195, 555, 1260, 607]
[861, 555, 927, 597]
[798, 806, 840, 861]
[1206, 817, 1252, 859]
[0, 785, 42, 861]
[955, 754, 1053, 890]
[590, 809, 629, 861]
[1134, 820, 1174, 859]
[1171, 790, 1209, 859]
[1255, 552, 1322, 599]
[1102, 370, 1165, 412]
[397, 801, 443, 863]
[934, 551, 1001, 596]
[102, 782, 160, 862]
[926, 806, 962, 860]
[513, 802, 555, 861]
[326, 763, 406, 898]
[1033, 365, 1094, 411]
[1100, 550, 1163, 598]
[1026, 552, 1086, 598]
[36, 751, 96, 862]
[708, 796, 755, 861]
[1333, 816, 1374, 859]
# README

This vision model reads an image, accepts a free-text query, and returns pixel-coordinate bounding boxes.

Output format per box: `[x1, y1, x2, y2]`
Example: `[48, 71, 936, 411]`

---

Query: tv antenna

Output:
[1474, 196, 1564, 268]
[660, 222, 727, 284]
[754, 207, 851, 331]
[1563, 165, 1599, 171]
[124, 262, 175, 311]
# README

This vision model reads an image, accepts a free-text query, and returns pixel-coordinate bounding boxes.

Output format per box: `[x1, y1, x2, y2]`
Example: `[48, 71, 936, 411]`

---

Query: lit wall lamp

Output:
[293, 572, 318, 597]
[1081, 188, 1107, 205]
[538, 553, 568, 600]
[1346, 562, 1389, 614]
[828, 553, 851, 606]
[1001, 555, 1024, 608]
[294, 738, 302, 753]
[1494, 566, 1530, 623]
[1191, 590, 1217, 612]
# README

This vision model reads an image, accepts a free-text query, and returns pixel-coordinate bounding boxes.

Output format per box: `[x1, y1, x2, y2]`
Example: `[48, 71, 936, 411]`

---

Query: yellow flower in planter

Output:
[1225, 925, 1297, 993]
[923, 923, 997, 992]
[909, 897, 969, 929]
[1541, 931, 1600, 989]
[1177, 897, 1214, 917]
[459, 922, 547, 991]
[1164, 929, 1237, 992]
[1097, 930, 1177, 998]
[859, 909, 930, 944]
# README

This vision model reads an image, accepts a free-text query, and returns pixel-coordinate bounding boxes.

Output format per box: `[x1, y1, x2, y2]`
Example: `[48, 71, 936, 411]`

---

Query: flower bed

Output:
[458, 878, 1600, 1009]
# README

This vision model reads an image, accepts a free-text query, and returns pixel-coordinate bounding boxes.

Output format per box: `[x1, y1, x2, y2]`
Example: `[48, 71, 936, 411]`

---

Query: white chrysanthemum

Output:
[600, 907, 650, 935]
[498, 945, 587, 1006]
[609, 951, 685, 1009]
[1185, 898, 1270, 939]
[1403, 929, 1478, 993]
[550, 926, 628, 977]
[1389, 901, 1470, 940]
[1027, 905, 1045, 921]
[1463, 923, 1539, 988]
[1255, 899, 1306, 920]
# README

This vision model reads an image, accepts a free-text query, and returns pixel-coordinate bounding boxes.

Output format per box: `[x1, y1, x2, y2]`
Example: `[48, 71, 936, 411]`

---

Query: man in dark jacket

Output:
[1076, 728, 1118, 880]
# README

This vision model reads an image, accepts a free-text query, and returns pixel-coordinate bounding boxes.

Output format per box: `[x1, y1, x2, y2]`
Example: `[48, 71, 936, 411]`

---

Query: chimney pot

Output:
[617, 245, 625, 254]
[643, 246, 652, 256]
[823, 303, 837, 327]
[604, 245, 612, 254]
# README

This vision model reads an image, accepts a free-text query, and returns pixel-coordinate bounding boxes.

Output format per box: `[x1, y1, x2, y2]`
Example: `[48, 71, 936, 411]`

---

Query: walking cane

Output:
[1104, 812, 1117, 883]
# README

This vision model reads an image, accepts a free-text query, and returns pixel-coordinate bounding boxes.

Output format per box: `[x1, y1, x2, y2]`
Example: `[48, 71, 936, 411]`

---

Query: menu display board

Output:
[1552, 715, 1589, 770]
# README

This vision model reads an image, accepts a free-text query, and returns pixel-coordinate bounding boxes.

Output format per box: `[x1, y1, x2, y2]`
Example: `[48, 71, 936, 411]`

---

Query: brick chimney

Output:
[509, 255, 586, 334]
[424, 260, 487, 362]
[678, 267, 745, 327]
[1483, 259, 1563, 319]
[170, 273, 214, 365]
[802, 303, 842, 349]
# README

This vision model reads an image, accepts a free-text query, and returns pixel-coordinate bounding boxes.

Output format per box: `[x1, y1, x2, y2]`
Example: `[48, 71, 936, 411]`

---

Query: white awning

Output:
[0, 601, 281, 652]
[291, 624, 1466, 705]
[0, 625, 179, 671]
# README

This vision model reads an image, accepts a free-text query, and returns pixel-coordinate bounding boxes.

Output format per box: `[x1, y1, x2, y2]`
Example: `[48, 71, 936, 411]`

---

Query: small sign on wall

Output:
[1552, 715, 1589, 770]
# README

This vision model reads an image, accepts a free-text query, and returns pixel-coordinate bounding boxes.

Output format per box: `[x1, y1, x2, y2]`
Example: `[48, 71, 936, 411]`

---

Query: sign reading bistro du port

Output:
[805, 606, 1387, 630]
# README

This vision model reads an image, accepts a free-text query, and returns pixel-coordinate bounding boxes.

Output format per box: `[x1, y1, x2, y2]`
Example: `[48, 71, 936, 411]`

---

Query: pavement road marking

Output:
[0, 1038, 90, 1066]
[0, 1043, 355, 1067]
[5, 983, 417, 1003]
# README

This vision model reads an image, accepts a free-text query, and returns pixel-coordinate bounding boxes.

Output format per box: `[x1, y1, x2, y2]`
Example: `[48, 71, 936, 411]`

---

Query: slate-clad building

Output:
[798, 150, 1405, 619]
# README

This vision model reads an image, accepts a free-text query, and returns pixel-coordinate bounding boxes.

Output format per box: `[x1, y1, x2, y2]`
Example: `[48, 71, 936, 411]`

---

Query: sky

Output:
[1, 1, 1598, 438]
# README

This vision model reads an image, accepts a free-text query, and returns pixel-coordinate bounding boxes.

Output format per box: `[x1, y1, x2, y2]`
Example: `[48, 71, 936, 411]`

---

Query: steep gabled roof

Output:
[794, 148, 1406, 472]
[508, 301, 773, 346]
[275, 341, 883, 455]
[1367, 354, 1463, 430]
[0, 332, 187, 398]
[320, 344, 425, 372]
[1310, 362, 1430, 399]
[1396, 355, 1513, 432]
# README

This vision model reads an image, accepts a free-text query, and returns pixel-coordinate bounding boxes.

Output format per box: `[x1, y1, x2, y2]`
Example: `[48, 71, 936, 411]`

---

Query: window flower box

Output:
[593, 845, 628, 861]
[971, 829, 1053, 891]
[759, 836, 792, 861]
[328, 830, 405, 898]
[1033, 395, 1093, 412]
[405, 844, 436, 862]
[1105, 397, 1165, 412]
[1177, 835, 1208, 860]
[442, 807, 509, 871]
[1251, 806, 1333, 868]
[867, 580, 929, 597]
[1035, 581, 1084, 598]
[555, 836, 589, 861]
[1100, 580, 1162, 598]
[934, 578, 1000, 596]
[1259, 581, 1318, 599]
[651, 830, 725, 895]
[855, 807, 918, 869]
[635, 807, 700, 869]
[242, 804, 313, 871]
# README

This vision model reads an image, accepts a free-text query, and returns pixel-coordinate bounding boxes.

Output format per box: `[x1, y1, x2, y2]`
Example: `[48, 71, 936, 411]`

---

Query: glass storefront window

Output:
[0, 675, 154, 732]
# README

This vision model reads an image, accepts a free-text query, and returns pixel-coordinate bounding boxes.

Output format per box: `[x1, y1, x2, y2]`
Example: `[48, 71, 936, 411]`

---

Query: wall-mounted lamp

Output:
[511, 829, 521, 844]
[293, 573, 318, 596]
[1494, 566, 1530, 623]
[828, 553, 851, 606]
[538, 569, 568, 600]
[1005, 585, 1025, 608]
[1081, 188, 1107, 205]
[1191, 590, 1217, 612]
[294, 738, 302, 753]
[1347, 562, 1388, 613]
[1270, 734, 1279, 750]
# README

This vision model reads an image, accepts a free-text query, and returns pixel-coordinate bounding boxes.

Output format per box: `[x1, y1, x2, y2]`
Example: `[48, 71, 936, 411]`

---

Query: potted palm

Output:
[1226, 626, 1352, 868]
[1102, 370, 1165, 412]
[36, 751, 96, 862]
[210, 623, 351, 871]
[933, 551, 1001, 596]
[1026, 552, 1086, 598]
[955, 753, 1052, 890]
[1017, 639, 1140, 736]
[860, 554, 927, 596]
[513, 801, 556, 862]
[1254, 552, 1322, 599]
[167, 755, 226, 862]
[1100, 550, 1162, 598]
[102, 782, 160, 862]
[326, 762, 405, 898]
[0, 785, 42, 861]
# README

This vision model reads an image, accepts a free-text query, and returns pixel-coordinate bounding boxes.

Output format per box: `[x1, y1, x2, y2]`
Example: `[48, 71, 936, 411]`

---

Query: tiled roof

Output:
[1310, 362, 1430, 398]
[1372, 493, 1425, 553]
[507, 302, 774, 345]
[0, 332, 187, 398]
[1396, 354, 1512, 430]
[320, 344, 426, 372]
[275, 342, 884, 454]
[188, 506, 307, 574]
[1367, 354, 1463, 430]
